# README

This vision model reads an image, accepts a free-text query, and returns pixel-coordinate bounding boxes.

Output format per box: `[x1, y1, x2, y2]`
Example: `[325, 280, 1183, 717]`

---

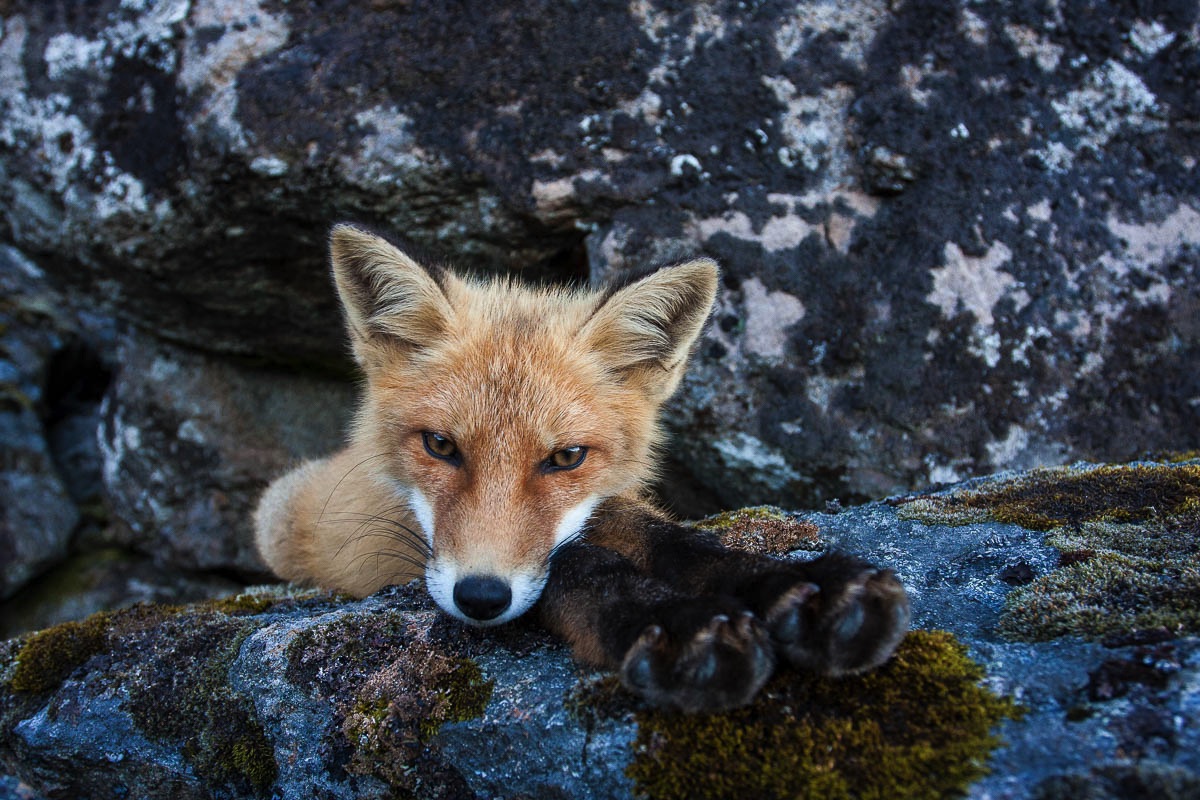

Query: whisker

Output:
[316, 451, 398, 527]
[346, 544, 428, 574]
[320, 498, 433, 559]
[547, 519, 595, 565]
[323, 508, 429, 542]
[331, 514, 432, 563]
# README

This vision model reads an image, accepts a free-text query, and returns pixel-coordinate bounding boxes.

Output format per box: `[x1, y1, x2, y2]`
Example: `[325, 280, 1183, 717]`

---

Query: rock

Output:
[0, 775, 40, 800]
[0, 408, 76, 602]
[0, 246, 94, 599]
[98, 333, 356, 575]
[2, 461, 1198, 799]
[1, 2, 1196, 511]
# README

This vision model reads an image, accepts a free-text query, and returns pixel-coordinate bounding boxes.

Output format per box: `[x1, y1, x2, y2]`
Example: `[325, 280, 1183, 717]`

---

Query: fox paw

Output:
[620, 609, 774, 713]
[766, 561, 910, 676]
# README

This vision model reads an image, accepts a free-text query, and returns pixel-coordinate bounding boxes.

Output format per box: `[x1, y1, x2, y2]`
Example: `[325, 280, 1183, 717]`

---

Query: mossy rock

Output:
[283, 595, 494, 796]
[6, 603, 180, 695]
[574, 630, 1019, 800]
[896, 463, 1200, 642]
[896, 463, 1200, 530]
[1000, 549, 1200, 642]
[8, 616, 110, 694]
[694, 505, 824, 556]
[4, 599, 280, 796]
[342, 651, 494, 792]
[123, 615, 277, 796]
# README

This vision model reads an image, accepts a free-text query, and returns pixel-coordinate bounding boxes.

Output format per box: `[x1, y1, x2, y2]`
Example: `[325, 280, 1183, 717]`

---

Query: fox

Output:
[254, 223, 910, 712]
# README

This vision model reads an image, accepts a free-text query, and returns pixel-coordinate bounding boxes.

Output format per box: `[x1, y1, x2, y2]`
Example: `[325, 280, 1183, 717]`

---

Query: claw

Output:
[766, 582, 818, 644]
[689, 650, 719, 684]
[772, 564, 910, 677]
[833, 600, 865, 640]
[623, 625, 666, 689]
[619, 608, 775, 712]
[625, 650, 654, 689]
[623, 624, 668, 689]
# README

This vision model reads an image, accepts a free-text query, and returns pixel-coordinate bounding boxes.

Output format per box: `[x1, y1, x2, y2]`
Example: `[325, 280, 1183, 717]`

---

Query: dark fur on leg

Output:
[591, 501, 911, 678]
[539, 542, 774, 712]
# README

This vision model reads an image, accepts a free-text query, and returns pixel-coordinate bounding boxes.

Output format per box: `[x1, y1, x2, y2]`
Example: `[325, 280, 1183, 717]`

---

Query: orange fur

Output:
[254, 224, 717, 624]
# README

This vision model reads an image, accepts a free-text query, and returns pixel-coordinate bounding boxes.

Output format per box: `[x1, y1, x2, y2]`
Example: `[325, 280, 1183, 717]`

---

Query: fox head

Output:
[329, 224, 718, 625]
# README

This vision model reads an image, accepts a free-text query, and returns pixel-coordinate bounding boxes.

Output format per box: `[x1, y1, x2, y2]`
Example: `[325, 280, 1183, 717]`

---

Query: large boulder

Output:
[2, 461, 1199, 799]
[1, 1, 1196, 515]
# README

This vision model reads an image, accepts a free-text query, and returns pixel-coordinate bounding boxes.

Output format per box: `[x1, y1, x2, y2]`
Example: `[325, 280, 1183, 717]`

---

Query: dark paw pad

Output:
[769, 568, 910, 676]
[620, 611, 774, 713]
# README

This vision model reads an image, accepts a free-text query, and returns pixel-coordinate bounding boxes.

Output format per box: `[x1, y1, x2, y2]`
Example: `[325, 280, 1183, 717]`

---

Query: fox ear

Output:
[329, 224, 451, 366]
[581, 259, 719, 400]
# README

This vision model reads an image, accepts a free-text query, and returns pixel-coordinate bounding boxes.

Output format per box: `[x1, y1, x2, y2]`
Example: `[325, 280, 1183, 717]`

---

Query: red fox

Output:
[255, 224, 909, 711]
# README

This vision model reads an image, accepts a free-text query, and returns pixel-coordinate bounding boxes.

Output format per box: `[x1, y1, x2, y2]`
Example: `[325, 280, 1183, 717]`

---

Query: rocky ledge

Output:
[2, 460, 1199, 800]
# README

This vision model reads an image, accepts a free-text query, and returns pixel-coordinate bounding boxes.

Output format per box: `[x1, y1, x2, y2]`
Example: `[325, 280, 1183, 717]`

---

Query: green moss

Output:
[999, 550, 1200, 641]
[993, 470, 1200, 642]
[342, 648, 493, 793]
[417, 657, 493, 737]
[573, 630, 1019, 800]
[3, 600, 277, 794]
[7, 603, 178, 694]
[203, 592, 282, 616]
[697, 506, 790, 526]
[9, 612, 111, 693]
[202, 585, 333, 617]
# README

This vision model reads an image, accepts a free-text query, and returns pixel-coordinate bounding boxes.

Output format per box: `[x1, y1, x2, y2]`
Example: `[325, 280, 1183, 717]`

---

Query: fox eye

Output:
[422, 431, 460, 464]
[544, 446, 587, 472]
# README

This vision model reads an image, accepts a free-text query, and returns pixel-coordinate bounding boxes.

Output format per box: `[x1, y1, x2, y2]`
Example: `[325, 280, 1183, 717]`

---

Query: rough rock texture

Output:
[3, 461, 1199, 800]
[0, 238, 352, 625]
[0, 242, 354, 611]
[0, 246, 108, 600]
[1, 0, 1196, 527]
[98, 332, 355, 575]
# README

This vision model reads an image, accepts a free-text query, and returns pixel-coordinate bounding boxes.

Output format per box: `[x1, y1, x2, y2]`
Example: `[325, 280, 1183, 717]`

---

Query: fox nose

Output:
[453, 575, 512, 621]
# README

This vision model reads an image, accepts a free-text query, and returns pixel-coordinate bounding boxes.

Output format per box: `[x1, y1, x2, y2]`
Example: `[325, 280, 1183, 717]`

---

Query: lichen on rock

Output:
[341, 649, 493, 793]
[895, 461, 1200, 642]
[122, 614, 277, 796]
[693, 505, 824, 555]
[283, 587, 495, 796]
[1, 598, 288, 797]
[895, 462, 1200, 530]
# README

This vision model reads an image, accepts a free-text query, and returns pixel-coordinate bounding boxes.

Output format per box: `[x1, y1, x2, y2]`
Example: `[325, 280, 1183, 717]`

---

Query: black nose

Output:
[453, 575, 512, 621]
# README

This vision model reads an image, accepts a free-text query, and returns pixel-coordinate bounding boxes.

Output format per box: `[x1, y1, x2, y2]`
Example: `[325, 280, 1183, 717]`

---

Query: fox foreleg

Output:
[635, 518, 912, 678]
[538, 501, 910, 711]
